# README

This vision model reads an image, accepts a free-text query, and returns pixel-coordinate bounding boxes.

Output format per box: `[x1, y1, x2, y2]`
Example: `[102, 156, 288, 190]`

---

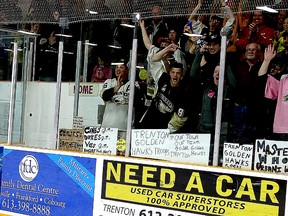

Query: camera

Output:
[197, 38, 208, 47]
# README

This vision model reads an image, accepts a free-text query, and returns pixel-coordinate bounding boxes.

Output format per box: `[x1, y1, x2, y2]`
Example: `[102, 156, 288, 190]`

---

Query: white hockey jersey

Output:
[99, 78, 131, 131]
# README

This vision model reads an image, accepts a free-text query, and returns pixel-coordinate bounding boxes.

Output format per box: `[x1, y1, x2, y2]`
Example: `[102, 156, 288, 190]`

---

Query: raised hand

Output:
[198, 0, 203, 5]
[264, 44, 276, 62]
[113, 75, 123, 93]
[248, 22, 257, 33]
[139, 19, 145, 29]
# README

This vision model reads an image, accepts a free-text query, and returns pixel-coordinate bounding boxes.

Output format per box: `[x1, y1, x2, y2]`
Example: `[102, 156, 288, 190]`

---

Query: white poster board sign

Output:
[254, 139, 288, 173]
[131, 129, 170, 158]
[73, 116, 83, 129]
[167, 133, 210, 164]
[222, 143, 253, 170]
[83, 126, 118, 155]
[131, 129, 210, 165]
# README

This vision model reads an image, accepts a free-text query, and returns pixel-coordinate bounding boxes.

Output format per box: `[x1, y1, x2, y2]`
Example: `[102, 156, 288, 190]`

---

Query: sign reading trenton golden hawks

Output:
[222, 143, 253, 170]
[102, 159, 287, 216]
[131, 129, 210, 165]
[254, 139, 288, 173]
[59, 129, 83, 151]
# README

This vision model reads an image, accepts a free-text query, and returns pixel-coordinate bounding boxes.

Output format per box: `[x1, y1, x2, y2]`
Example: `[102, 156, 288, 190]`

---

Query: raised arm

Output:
[220, 1, 236, 37]
[258, 44, 276, 76]
[151, 43, 178, 62]
[140, 20, 152, 50]
[188, 0, 203, 22]
[221, 0, 234, 20]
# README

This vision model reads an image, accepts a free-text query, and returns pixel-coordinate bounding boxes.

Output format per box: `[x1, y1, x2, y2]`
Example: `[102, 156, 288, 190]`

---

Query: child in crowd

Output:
[91, 55, 112, 82]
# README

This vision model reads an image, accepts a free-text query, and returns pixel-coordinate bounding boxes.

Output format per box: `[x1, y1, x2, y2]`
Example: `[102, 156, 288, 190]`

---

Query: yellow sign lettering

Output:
[216, 175, 233, 197]
[142, 166, 157, 187]
[160, 168, 175, 188]
[235, 178, 256, 201]
[185, 172, 204, 193]
[125, 164, 139, 184]
[106, 162, 121, 181]
[260, 180, 279, 204]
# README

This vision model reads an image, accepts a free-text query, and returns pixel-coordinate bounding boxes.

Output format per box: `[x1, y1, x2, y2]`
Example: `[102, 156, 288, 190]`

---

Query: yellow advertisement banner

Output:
[105, 183, 279, 216]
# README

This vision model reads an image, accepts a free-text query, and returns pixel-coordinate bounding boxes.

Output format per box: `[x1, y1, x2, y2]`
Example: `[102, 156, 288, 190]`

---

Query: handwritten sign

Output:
[167, 133, 210, 164]
[73, 116, 83, 129]
[222, 143, 253, 170]
[254, 139, 288, 173]
[131, 129, 210, 165]
[131, 129, 170, 158]
[59, 129, 84, 151]
[83, 126, 118, 155]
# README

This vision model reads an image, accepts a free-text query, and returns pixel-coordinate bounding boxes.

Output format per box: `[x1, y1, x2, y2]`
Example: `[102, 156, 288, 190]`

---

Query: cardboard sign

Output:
[58, 129, 83, 151]
[99, 158, 288, 216]
[131, 129, 210, 165]
[72, 116, 83, 129]
[0, 146, 96, 215]
[222, 143, 253, 170]
[254, 139, 288, 173]
[83, 126, 118, 155]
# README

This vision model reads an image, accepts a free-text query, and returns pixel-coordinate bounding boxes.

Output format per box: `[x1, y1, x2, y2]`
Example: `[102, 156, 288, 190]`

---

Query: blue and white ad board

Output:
[0, 146, 97, 216]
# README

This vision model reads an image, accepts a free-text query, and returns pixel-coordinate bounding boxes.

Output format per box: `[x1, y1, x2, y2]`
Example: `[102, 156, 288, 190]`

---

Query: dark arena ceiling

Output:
[0, 0, 287, 25]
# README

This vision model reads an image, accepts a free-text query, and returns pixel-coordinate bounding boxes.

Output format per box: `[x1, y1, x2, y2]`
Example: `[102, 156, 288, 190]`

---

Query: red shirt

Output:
[91, 65, 112, 82]
[235, 25, 275, 51]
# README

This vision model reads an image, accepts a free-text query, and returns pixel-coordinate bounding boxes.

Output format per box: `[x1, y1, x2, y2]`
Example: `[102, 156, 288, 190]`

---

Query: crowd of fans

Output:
[99, 1, 288, 145]
[1, 1, 287, 145]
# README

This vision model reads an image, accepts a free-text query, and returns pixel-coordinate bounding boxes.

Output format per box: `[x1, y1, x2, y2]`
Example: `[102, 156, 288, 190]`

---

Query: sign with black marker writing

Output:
[73, 116, 83, 129]
[222, 143, 253, 170]
[59, 129, 84, 151]
[83, 126, 118, 155]
[167, 133, 210, 164]
[254, 139, 288, 173]
[131, 129, 210, 165]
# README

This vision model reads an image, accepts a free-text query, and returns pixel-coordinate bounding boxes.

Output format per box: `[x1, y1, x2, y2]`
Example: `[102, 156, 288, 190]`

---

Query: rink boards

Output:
[0, 145, 287, 216]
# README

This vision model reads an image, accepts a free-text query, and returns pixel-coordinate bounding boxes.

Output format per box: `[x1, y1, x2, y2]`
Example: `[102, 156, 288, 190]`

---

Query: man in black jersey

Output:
[140, 61, 190, 133]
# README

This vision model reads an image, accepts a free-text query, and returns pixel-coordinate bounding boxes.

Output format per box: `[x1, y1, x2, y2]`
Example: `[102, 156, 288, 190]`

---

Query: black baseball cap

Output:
[206, 34, 221, 44]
